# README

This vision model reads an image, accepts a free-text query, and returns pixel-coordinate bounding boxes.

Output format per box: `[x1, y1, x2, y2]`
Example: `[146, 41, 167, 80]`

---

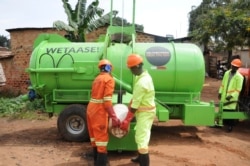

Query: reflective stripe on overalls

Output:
[90, 98, 104, 103]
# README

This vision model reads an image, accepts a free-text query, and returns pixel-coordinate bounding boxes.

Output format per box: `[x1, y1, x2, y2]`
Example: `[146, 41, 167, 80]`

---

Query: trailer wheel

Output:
[57, 104, 89, 142]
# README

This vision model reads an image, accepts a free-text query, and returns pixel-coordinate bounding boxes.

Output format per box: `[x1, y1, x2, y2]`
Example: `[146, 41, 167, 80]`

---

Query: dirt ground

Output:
[1, 77, 250, 166]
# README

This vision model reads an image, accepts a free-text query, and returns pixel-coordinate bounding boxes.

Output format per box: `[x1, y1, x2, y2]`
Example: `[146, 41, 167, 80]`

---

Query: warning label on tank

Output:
[145, 47, 171, 69]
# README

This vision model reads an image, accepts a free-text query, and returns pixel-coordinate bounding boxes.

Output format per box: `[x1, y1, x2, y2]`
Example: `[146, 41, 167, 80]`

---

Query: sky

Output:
[0, 0, 202, 39]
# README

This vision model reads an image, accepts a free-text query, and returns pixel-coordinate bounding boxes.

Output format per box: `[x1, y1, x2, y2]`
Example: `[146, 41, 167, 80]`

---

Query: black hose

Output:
[223, 100, 250, 115]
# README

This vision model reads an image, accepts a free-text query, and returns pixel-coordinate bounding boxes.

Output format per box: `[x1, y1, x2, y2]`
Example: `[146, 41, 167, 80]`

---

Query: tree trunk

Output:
[227, 50, 233, 69]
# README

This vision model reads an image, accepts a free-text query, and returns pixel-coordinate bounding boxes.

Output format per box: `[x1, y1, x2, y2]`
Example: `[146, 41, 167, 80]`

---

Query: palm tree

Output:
[53, 0, 106, 42]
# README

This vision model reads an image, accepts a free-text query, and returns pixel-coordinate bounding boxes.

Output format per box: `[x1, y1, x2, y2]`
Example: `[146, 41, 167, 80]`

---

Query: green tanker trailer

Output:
[25, 0, 250, 151]
[26, 31, 215, 151]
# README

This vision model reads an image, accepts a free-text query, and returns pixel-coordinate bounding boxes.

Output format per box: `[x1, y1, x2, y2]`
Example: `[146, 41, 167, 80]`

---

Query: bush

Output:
[0, 96, 45, 119]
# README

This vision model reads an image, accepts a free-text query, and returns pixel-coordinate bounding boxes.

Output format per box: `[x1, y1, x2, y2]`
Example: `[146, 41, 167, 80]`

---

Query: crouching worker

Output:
[86, 59, 120, 166]
[120, 54, 156, 166]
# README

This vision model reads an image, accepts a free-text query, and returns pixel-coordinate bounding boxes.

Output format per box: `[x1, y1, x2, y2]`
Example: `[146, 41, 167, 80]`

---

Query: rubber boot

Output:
[139, 153, 149, 166]
[93, 147, 97, 165]
[227, 125, 233, 132]
[131, 155, 140, 163]
[95, 152, 107, 166]
[83, 148, 95, 159]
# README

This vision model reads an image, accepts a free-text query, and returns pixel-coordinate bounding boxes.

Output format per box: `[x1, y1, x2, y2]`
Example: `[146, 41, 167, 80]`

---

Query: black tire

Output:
[57, 104, 89, 142]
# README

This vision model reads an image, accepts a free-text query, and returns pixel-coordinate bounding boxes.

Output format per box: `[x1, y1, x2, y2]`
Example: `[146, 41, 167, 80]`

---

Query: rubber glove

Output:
[226, 95, 233, 101]
[120, 111, 134, 131]
[106, 107, 120, 127]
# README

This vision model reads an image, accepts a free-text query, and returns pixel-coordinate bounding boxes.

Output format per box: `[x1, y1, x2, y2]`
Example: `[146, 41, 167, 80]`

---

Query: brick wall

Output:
[0, 29, 66, 96]
[85, 27, 107, 42]
[85, 27, 155, 43]
[0, 27, 156, 96]
[136, 32, 155, 42]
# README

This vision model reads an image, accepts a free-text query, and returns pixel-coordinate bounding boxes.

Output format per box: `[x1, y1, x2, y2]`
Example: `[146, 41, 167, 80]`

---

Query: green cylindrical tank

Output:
[28, 41, 104, 96]
[108, 43, 205, 93]
[28, 35, 204, 98]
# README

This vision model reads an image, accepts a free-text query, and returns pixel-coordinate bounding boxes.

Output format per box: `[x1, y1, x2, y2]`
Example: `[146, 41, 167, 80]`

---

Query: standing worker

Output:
[86, 59, 120, 166]
[218, 58, 244, 132]
[120, 54, 156, 166]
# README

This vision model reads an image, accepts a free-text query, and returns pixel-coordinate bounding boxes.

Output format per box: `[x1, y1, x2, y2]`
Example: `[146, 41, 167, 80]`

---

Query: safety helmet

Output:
[127, 54, 143, 68]
[98, 59, 113, 69]
[231, 59, 242, 68]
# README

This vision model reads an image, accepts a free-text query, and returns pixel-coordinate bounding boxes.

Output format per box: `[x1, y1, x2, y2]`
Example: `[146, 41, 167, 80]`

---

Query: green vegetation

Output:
[0, 96, 47, 120]
[53, 0, 105, 42]
[0, 35, 10, 48]
[188, 0, 250, 61]
[53, 0, 144, 42]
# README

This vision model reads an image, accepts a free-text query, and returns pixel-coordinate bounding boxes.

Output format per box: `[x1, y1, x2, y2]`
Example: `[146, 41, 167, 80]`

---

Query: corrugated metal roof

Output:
[0, 51, 14, 59]
[6, 27, 55, 32]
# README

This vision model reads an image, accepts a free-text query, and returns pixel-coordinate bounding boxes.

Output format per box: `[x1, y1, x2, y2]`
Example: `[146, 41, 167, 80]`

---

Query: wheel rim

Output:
[66, 115, 85, 134]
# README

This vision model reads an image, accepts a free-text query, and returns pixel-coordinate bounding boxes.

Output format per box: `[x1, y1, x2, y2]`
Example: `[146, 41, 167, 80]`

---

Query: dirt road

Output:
[0, 77, 250, 166]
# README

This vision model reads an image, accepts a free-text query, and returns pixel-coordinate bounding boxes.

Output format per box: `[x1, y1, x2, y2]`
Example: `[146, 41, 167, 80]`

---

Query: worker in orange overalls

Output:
[120, 54, 156, 166]
[87, 59, 120, 166]
[218, 58, 244, 132]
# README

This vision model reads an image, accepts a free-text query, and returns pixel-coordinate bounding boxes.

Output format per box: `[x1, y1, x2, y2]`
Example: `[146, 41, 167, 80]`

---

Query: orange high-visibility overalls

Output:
[87, 72, 114, 153]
